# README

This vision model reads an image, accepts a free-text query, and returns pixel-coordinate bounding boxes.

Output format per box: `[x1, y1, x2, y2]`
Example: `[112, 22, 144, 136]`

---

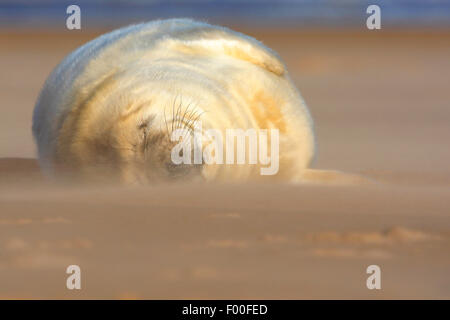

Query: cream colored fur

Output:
[33, 18, 360, 184]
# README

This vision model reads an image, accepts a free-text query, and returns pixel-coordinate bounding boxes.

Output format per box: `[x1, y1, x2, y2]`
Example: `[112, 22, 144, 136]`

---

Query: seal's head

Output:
[55, 98, 204, 184]
[127, 114, 204, 184]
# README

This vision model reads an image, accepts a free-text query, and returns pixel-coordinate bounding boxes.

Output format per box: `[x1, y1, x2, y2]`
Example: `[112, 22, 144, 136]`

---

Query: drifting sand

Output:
[0, 28, 449, 299]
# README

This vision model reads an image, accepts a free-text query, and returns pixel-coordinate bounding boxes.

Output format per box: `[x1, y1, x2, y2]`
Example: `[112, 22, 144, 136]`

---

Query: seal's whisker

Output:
[182, 110, 205, 141]
[175, 96, 184, 130]
[178, 103, 192, 130]
[176, 102, 186, 130]
[163, 106, 170, 138]
[171, 94, 178, 134]
[180, 110, 198, 139]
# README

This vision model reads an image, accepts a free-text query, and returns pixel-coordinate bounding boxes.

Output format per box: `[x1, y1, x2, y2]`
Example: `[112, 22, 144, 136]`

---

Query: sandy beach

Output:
[0, 28, 449, 299]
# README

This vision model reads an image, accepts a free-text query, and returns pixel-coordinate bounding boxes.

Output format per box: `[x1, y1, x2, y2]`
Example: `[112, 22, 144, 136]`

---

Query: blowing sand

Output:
[0, 28, 449, 299]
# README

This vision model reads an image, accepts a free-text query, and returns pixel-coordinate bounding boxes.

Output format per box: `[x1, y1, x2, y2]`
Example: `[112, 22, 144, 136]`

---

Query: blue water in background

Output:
[0, 0, 449, 29]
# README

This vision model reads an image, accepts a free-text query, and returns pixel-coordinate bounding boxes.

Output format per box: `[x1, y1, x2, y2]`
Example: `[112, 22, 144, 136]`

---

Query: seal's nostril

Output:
[166, 162, 188, 177]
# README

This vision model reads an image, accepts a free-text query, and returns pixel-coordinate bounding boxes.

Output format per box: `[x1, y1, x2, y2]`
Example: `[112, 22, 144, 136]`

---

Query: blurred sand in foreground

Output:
[0, 28, 449, 299]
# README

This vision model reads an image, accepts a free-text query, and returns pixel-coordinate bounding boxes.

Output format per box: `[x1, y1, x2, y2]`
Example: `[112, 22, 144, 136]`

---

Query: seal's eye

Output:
[137, 116, 155, 140]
